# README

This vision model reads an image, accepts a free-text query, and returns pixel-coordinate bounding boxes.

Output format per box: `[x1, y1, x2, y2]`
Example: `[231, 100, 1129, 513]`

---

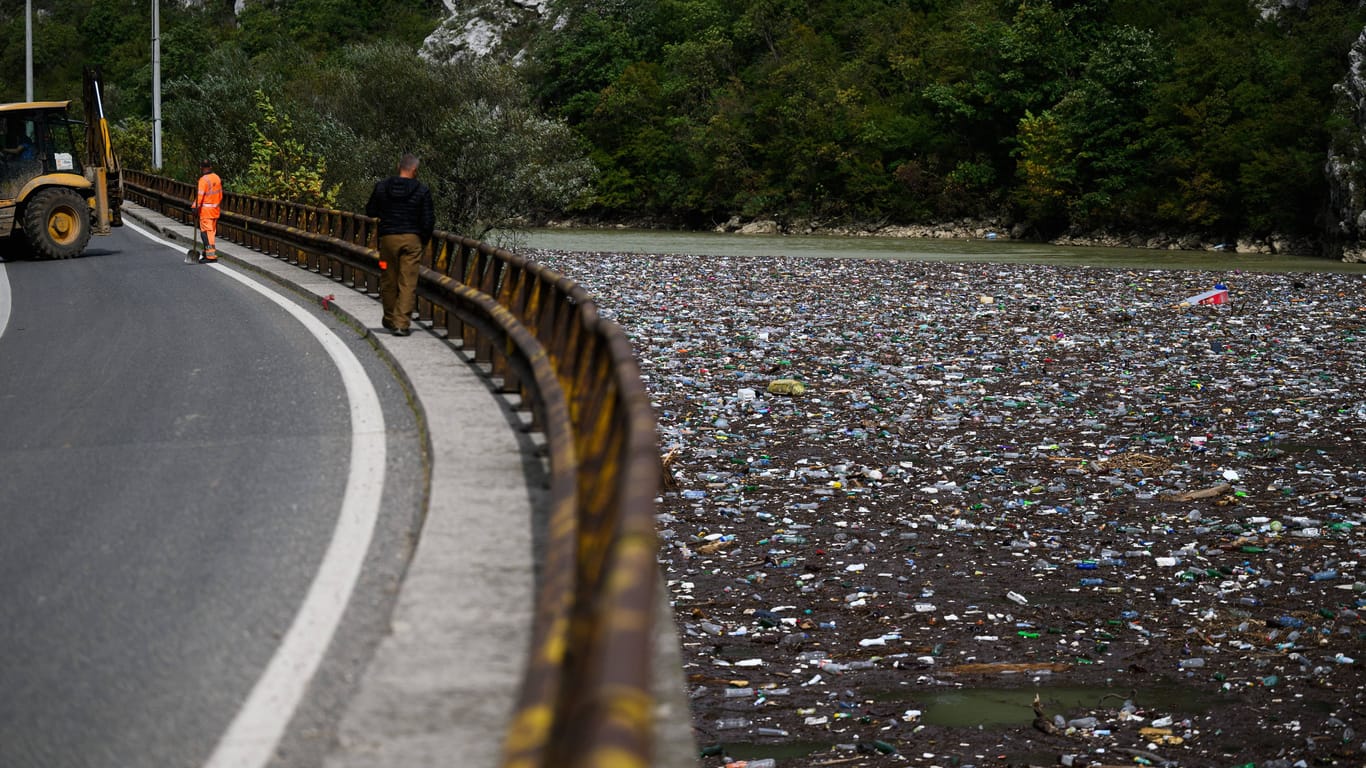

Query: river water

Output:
[518, 227, 1366, 274]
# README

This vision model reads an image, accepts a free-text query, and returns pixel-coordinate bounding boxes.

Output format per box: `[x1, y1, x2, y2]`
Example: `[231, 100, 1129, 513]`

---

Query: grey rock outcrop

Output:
[1252, 0, 1311, 19]
[1327, 27, 1366, 261]
[420, 0, 555, 63]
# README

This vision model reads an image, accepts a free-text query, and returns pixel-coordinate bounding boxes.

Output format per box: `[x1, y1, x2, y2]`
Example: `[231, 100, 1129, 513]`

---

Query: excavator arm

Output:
[81, 66, 122, 230]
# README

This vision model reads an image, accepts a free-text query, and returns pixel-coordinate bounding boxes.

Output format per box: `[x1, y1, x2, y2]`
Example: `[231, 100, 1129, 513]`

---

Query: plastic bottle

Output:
[715, 717, 752, 730]
[755, 727, 789, 737]
[1179, 658, 1206, 669]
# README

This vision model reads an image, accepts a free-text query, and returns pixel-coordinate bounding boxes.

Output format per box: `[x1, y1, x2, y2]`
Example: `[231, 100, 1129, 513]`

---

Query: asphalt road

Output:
[0, 229, 424, 768]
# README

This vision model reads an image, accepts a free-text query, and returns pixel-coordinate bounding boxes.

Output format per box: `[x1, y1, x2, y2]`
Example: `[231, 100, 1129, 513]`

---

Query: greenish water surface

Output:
[516, 227, 1366, 274]
[902, 684, 1214, 727]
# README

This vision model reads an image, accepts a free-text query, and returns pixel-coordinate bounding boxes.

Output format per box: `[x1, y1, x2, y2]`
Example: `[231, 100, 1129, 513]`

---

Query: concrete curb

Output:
[120, 205, 697, 768]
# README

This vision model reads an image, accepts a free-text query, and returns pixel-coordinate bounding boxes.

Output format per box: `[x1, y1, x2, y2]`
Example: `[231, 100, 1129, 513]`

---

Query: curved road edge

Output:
[119, 203, 698, 768]
[194, 253, 389, 768]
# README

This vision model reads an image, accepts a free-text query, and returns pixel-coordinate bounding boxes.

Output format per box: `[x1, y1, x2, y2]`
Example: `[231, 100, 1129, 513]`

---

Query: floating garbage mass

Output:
[532, 250, 1366, 768]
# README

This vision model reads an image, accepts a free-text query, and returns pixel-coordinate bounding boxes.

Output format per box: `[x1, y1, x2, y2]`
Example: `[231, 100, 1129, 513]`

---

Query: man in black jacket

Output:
[365, 154, 435, 336]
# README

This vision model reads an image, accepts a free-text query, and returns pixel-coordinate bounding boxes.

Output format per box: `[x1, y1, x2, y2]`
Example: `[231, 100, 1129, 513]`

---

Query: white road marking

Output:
[0, 262, 11, 339]
[126, 220, 388, 768]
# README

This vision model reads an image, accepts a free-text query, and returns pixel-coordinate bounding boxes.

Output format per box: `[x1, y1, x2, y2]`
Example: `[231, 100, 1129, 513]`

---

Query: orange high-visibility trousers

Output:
[198, 212, 218, 252]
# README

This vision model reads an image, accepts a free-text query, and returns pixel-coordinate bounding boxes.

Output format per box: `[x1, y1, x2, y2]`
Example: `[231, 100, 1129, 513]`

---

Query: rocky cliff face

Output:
[1252, 0, 1312, 18]
[1327, 27, 1366, 261]
[420, 0, 554, 63]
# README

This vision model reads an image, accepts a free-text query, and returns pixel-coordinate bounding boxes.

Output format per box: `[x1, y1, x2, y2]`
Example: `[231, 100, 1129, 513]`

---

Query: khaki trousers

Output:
[379, 234, 423, 330]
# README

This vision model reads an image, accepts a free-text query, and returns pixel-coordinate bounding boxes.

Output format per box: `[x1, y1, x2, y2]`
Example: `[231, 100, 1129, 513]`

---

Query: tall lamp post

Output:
[152, 0, 162, 169]
[26, 0, 34, 101]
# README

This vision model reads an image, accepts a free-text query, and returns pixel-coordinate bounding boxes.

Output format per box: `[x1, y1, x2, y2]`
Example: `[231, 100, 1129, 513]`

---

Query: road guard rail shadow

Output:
[123, 170, 663, 768]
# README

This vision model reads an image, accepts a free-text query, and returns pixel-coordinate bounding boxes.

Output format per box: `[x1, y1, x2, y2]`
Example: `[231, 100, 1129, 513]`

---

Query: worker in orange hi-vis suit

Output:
[193, 159, 223, 264]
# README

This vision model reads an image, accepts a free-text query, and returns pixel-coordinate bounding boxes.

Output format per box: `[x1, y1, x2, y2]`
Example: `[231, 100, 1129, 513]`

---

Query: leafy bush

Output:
[236, 90, 339, 207]
[108, 116, 153, 172]
[304, 43, 594, 236]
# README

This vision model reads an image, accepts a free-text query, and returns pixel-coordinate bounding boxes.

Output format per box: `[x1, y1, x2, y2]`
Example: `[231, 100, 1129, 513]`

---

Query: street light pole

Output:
[152, 0, 162, 169]
[26, 0, 34, 101]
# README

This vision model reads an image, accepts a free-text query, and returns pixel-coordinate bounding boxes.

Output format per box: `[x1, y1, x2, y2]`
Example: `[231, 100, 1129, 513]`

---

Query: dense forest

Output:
[3, 0, 1365, 244]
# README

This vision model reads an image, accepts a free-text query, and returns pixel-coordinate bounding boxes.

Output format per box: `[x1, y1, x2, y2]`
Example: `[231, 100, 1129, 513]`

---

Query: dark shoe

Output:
[381, 318, 395, 330]
[199, 255, 218, 264]
[392, 327, 411, 337]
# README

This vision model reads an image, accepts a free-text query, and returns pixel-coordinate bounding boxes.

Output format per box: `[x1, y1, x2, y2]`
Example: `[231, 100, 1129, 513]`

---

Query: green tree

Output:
[109, 115, 153, 172]
[1012, 109, 1071, 227]
[1141, 0, 1364, 238]
[164, 47, 283, 179]
[235, 0, 438, 58]
[237, 89, 339, 206]
[581, 61, 685, 214]
[1008, 22, 1165, 233]
[308, 43, 594, 236]
[525, 0, 663, 121]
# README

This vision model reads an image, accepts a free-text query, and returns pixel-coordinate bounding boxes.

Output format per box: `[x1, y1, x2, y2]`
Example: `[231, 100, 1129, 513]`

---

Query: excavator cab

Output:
[0, 68, 121, 259]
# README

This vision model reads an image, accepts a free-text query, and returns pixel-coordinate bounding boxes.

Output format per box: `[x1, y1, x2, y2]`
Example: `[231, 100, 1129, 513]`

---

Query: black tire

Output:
[23, 187, 92, 259]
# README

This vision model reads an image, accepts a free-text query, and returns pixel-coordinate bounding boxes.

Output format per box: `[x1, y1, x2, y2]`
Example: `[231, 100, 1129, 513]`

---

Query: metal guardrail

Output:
[122, 170, 661, 768]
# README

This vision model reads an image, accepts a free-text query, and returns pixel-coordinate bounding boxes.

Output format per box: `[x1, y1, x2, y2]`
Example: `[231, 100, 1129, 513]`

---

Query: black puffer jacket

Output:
[365, 176, 435, 242]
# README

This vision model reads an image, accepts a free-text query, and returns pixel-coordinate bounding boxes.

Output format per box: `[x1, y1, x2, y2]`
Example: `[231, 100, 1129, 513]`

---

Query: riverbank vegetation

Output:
[527, 0, 1366, 244]
[3, 0, 1364, 245]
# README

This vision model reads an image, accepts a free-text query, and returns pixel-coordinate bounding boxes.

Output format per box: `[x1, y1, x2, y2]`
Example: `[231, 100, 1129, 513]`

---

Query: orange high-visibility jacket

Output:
[196, 172, 223, 218]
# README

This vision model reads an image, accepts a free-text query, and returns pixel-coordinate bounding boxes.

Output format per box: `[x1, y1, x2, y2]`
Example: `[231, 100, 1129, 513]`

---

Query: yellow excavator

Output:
[0, 67, 121, 259]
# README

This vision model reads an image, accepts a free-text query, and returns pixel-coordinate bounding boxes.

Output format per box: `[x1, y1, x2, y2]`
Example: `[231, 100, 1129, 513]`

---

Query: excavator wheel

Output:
[24, 187, 92, 259]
